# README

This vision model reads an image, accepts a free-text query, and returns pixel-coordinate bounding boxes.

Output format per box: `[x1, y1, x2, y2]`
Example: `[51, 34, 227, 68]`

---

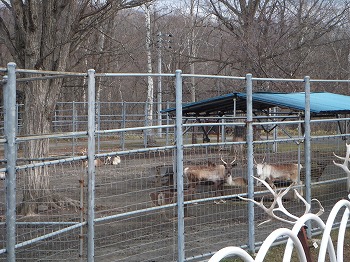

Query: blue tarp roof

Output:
[162, 92, 350, 116]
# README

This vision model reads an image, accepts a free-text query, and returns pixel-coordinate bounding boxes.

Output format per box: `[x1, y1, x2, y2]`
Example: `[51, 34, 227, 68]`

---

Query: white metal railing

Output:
[209, 195, 350, 262]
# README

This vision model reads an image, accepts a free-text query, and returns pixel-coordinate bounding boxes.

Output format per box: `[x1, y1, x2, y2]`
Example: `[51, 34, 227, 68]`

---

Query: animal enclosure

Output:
[0, 64, 350, 261]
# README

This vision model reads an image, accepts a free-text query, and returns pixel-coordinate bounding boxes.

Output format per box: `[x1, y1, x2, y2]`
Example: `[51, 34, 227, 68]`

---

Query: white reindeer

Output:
[106, 156, 121, 166]
[184, 157, 236, 203]
[80, 148, 121, 168]
[83, 158, 105, 168]
[255, 163, 302, 188]
[254, 157, 303, 197]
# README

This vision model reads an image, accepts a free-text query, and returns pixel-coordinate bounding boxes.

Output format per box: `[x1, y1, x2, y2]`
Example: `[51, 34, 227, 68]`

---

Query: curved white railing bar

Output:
[337, 208, 349, 262]
[318, 197, 350, 262]
[208, 228, 307, 262]
[208, 246, 255, 262]
[283, 213, 335, 262]
[209, 196, 350, 262]
[255, 228, 307, 262]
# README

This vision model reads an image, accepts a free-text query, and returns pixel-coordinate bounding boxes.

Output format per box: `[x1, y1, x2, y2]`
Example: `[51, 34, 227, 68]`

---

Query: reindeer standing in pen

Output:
[149, 157, 238, 217]
[254, 157, 304, 198]
[184, 157, 236, 203]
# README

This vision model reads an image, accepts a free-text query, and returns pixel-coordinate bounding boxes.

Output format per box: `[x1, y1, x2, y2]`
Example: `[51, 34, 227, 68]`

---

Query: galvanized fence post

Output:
[304, 76, 312, 236]
[175, 70, 185, 262]
[221, 116, 226, 143]
[4, 62, 17, 262]
[246, 73, 255, 253]
[87, 69, 96, 262]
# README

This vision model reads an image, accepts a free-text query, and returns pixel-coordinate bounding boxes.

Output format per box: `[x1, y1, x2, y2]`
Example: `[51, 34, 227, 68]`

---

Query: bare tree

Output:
[144, 2, 157, 146]
[206, 0, 350, 84]
[0, 0, 152, 215]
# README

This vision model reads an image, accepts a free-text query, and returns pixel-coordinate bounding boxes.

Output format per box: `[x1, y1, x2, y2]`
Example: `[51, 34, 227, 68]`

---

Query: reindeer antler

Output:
[230, 157, 237, 165]
[220, 155, 236, 165]
[220, 156, 227, 165]
[253, 155, 266, 166]
[239, 176, 324, 226]
[333, 143, 350, 192]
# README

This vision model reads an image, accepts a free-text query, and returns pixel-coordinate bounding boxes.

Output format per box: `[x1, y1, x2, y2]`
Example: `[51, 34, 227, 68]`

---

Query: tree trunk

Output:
[144, 3, 156, 146]
[1, 0, 160, 215]
[19, 79, 67, 215]
[190, 0, 198, 144]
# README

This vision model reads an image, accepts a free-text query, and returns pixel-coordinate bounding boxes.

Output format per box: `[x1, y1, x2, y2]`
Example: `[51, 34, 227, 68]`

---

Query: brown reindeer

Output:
[184, 157, 236, 203]
[149, 187, 196, 218]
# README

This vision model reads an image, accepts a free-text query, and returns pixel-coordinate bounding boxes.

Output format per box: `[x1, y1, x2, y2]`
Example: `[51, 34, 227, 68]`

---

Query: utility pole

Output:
[157, 32, 172, 138]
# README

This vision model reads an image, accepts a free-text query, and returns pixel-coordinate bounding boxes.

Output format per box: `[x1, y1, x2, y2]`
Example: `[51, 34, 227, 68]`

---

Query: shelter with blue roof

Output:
[161, 92, 350, 142]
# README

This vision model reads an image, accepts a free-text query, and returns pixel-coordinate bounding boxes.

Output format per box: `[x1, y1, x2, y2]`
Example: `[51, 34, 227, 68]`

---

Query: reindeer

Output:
[0, 171, 5, 180]
[80, 148, 121, 168]
[255, 163, 302, 187]
[184, 157, 236, 203]
[82, 158, 105, 168]
[225, 176, 247, 187]
[255, 158, 303, 197]
[149, 187, 196, 218]
[106, 156, 121, 166]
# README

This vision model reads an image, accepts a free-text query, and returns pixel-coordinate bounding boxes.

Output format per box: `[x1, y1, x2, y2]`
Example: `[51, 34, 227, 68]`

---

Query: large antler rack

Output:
[239, 176, 324, 226]
[333, 143, 350, 192]
[220, 153, 237, 165]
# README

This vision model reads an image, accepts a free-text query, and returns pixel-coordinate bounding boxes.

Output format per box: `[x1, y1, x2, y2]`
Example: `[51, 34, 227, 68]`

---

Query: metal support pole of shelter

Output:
[246, 73, 255, 253]
[304, 76, 312, 237]
[175, 70, 185, 262]
[5, 62, 17, 262]
[87, 69, 96, 261]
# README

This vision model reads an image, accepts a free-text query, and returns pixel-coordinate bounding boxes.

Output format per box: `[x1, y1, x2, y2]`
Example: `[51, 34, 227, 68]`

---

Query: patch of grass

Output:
[217, 227, 350, 261]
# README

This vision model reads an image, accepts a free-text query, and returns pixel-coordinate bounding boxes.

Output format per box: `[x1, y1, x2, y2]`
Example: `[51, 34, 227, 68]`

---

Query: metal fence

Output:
[52, 101, 176, 133]
[0, 64, 349, 262]
[0, 101, 176, 151]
